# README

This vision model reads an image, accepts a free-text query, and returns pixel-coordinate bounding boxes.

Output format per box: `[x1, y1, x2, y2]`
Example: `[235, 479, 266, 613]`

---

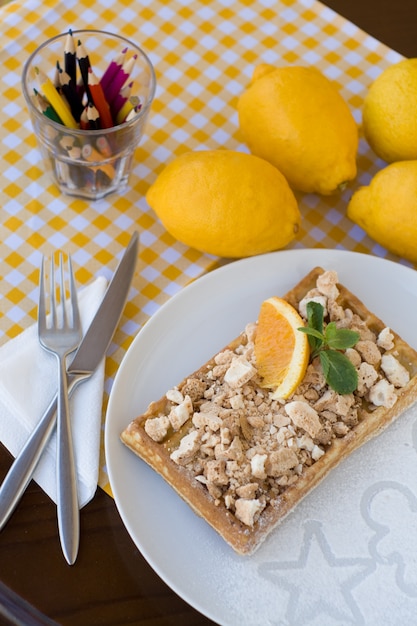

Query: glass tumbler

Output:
[22, 29, 156, 200]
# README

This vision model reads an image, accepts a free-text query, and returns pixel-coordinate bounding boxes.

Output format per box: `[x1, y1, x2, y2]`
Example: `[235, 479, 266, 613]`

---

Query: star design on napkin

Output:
[258, 520, 375, 625]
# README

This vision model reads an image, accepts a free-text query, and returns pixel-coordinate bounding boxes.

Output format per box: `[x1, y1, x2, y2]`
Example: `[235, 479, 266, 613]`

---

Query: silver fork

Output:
[38, 253, 82, 565]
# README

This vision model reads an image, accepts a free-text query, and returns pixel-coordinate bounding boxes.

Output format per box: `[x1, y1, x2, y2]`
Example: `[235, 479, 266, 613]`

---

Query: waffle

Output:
[121, 267, 417, 554]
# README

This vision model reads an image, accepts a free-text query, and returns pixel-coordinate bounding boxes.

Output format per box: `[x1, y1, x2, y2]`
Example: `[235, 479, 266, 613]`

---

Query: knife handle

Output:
[56, 357, 79, 566]
[0, 375, 84, 531]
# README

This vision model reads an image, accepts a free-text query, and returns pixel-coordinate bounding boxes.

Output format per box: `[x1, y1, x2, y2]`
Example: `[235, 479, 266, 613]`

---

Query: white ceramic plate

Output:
[106, 249, 417, 626]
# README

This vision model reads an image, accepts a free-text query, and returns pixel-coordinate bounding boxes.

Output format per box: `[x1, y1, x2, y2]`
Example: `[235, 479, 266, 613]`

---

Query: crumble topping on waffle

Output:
[141, 270, 410, 528]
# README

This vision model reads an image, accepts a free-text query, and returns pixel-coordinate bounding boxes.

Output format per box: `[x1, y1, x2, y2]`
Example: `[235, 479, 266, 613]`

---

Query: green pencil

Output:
[33, 88, 63, 124]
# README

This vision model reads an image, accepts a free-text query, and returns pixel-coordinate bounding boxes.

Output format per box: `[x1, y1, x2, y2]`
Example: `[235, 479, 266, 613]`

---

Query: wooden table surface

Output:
[1, 1, 416, 625]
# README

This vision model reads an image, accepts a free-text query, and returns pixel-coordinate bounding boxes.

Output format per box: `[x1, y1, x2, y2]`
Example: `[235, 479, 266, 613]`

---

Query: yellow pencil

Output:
[115, 95, 139, 125]
[35, 66, 78, 129]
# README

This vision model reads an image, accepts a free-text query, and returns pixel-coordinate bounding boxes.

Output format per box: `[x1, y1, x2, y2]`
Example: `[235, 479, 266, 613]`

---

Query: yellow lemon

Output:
[254, 297, 309, 399]
[146, 150, 301, 258]
[363, 59, 417, 163]
[347, 160, 417, 263]
[237, 64, 358, 195]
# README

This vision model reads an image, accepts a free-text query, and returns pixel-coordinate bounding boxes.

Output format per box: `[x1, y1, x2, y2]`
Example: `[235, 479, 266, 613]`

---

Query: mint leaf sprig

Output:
[298, 301, 360, 395]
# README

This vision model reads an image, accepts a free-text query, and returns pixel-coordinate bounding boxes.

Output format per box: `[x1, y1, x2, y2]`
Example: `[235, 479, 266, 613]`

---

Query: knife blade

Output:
[0, 231, 139, 533]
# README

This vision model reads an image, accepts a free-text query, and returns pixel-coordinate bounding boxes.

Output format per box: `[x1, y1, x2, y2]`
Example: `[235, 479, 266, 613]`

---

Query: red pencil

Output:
[88, 68, 113, 128]
[80, 105, 89, 130]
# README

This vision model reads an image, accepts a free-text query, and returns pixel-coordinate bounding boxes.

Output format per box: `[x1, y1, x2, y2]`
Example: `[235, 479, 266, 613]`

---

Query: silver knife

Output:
[0, 231, 139, 550]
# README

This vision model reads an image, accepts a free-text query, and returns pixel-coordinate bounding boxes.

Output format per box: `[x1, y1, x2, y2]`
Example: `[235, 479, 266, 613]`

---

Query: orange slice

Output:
[254, 297, 310, 399]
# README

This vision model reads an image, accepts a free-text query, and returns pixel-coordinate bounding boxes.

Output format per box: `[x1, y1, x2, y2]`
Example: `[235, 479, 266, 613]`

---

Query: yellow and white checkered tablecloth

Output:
[0, 0, 410, 495]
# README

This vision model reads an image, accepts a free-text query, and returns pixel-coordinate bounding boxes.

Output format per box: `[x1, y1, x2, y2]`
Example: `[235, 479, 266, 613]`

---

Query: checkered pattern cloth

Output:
[0, 0, 407, 495]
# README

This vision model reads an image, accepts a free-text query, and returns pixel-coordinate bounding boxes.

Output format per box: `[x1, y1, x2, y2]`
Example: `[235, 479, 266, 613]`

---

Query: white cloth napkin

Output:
[0, 276, 108, 508]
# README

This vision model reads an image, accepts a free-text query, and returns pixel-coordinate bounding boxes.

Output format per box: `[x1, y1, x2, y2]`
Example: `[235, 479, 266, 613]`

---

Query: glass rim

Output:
[21, 28, 157, 136]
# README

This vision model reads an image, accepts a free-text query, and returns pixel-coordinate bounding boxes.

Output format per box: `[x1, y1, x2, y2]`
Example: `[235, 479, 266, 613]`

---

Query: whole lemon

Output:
[237, 64, 358, 195]
[146, 150, 301, 258]
[347, 160, 417, 263]
[362, 59, 417, 163]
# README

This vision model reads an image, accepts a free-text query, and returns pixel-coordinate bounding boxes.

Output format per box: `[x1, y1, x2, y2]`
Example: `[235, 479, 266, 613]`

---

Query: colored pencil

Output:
[125, 102, 142, 122]
[96, 136, 112, 157]
[116, 95, 140, 124]
[110, 81, 132, 118]
[53, 61, 62, 90]
[82, 143, 114, 178]
[86, 102, 100, 129]
[35, 66, 78, 129]
[59, 135, 77, 152]
[67, 145, 82, 160]
[59, 68, 84, 121]
[88, 68, 113, 128]
[106, 54, 137, 104]
[76, 39, 91, 100]
[100, 47, 127, 97]
[80, 105, 89, 130]
[33, 88, 63, 124]
[64, 29, 77, 84]
[59, 135, 82, 160]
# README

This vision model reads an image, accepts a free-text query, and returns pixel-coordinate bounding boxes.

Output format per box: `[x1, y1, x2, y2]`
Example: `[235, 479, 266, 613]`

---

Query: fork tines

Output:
[39, 253, 80, 331]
